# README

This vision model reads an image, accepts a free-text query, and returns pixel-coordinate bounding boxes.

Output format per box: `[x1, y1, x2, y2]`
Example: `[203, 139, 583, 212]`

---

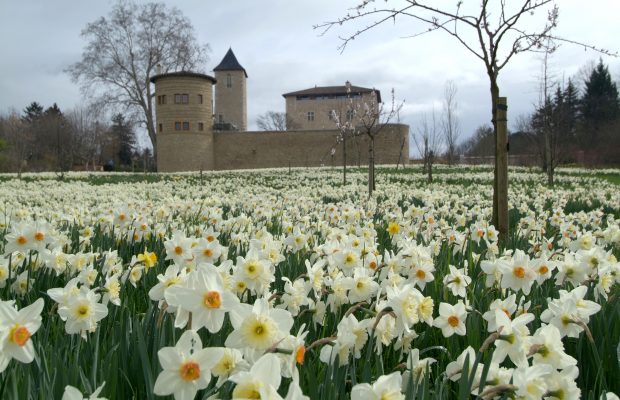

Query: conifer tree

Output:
[580, 59, 620, 146]
[111, 113, 135, 167]
[22, 102, 44, 123]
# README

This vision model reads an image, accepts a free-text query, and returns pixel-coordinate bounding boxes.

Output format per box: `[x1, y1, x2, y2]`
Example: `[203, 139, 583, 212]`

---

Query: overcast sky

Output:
[1, 0, 619, 152]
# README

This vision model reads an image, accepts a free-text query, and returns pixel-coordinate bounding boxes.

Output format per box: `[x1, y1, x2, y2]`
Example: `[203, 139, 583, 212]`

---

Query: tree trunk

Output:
[422, 137, 428, 175]
[368, 135, 375, 196]
[144, 84, 158, 171]
[342, 133, 347, 185]
[494, 91, 509, 244]
[428, 152, 433, 183]
[545, 124, 554, 186]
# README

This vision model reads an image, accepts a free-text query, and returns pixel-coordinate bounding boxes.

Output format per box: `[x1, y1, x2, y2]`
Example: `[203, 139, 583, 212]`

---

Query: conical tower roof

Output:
[214, 48, 247, 77]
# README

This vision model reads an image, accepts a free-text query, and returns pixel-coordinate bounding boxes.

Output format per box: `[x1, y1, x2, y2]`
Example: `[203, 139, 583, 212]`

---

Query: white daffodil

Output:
[349, 267, 379, 303]
[57, 286, 108, 339]
[154, 330, 215, 400]
[530, 324, 577, 370]
[434, 301, 467, 337]
[226, 297, 293, 351]
[443, 265, 471, 298]
[482, 294, 517, 332]
[491, 309, 534, 367]
[229, 353, 283, 400]
[351, 372, 405, 400]
[165, 265, 239, 334]
[62, 382, 107, 400]
[0, 298, 44, 372]
[499, 249, 537, 295]
[209, 347, 248, 387]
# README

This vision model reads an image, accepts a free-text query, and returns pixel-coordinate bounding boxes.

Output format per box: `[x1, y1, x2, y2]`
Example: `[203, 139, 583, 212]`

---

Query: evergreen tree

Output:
[580, 59, 620, 146]
[111, 113, 135, 167]
[563, 79, 579, 139]
[22, 102, 44, 123]
[44, 103, 63, 117]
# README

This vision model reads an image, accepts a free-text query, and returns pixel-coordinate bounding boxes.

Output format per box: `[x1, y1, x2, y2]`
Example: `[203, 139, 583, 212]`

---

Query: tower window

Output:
[307, 112, 315, 122]
[198, 94, 203, 104]
[198, 122, 204, 131]
[158, 123, 163, 132]
[182, 122, 190, 130]
[226, 74, 232, 88]
[346, 110, 354, 122]
[174, 94, 189, 104]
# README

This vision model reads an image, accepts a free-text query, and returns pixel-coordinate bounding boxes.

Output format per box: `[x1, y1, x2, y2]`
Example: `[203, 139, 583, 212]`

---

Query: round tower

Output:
[150, 71, 217, 172]
[213, 48, 248, 131]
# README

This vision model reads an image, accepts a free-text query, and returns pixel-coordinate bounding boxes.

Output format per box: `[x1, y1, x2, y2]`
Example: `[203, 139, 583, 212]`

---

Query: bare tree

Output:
[529, 49, 576, 186]
[65, 106, 107, 170]
[256, 111, 298, 131]
[67, 1, 209, 166]
[413, 110, 443, 183]
[331, 81, 357, 185]
[355, 88, 402, 195]
[316, 0, 616, 242]
[1, 110, 32, 177]
[442, 80, 461, 165]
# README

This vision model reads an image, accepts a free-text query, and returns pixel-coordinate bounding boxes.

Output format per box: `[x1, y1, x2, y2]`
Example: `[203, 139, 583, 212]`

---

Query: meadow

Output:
[0, 165, 618, 400]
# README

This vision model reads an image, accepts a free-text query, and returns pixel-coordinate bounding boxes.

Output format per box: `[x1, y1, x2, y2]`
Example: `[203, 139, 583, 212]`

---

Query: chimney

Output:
[156, 64, 162, 75]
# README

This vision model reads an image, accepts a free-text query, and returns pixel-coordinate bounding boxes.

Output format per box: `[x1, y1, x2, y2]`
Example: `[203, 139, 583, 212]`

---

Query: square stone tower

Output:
[213, 48, 248, 131]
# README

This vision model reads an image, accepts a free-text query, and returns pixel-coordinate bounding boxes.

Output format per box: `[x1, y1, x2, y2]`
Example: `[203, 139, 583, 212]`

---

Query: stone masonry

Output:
[152, 49, 409, 172]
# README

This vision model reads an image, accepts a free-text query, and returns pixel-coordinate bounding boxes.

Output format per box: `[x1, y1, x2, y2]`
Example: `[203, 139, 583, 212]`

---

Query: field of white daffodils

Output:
[0, 165, 619, 400]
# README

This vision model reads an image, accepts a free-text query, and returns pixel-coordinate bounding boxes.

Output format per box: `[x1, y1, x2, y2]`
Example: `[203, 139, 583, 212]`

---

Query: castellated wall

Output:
[212, 124, 409, 171]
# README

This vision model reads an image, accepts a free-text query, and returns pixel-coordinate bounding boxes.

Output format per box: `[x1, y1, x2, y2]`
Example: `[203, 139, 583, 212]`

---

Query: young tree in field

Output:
[68, 1, 209, 166]
[256, 111, 298, 131]
[413, 110, 443, 183]
[317, 0, 616, 242]
[442, 81, 461, 165]
[536, 44, 558, 185]
[355, 88, 402, 195]
[331, 81, 357, 185]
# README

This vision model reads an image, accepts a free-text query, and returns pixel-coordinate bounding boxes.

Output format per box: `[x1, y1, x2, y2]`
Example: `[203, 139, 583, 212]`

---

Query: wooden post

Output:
[496, 97, 509, 243]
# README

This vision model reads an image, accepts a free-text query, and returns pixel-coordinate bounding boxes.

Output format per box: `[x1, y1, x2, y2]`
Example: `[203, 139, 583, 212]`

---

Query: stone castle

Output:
[150, 49, 409, 172]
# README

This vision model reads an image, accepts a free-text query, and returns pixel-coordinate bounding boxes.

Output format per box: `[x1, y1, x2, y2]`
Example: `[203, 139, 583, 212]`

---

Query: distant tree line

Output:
[0, 102, 154, 174]
[461, 59, 620, 167]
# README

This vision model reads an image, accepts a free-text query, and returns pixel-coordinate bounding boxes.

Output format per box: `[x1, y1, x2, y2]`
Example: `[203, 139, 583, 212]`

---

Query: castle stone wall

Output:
[157, 132, 215, 172]
[213, 124, 409, 171]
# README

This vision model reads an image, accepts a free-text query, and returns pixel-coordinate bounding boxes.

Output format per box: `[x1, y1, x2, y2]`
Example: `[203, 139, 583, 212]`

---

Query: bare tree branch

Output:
[67, 1, 209, 161]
